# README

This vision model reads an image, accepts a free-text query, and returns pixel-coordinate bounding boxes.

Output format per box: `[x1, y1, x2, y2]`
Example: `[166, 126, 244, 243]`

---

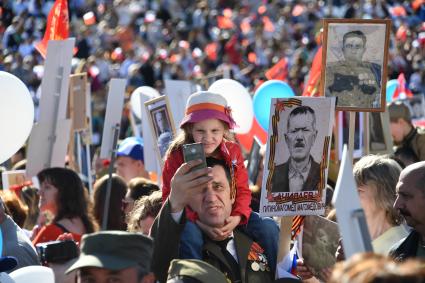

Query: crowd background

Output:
[0, 0, 425, 282]
[1, 0, 424, 143]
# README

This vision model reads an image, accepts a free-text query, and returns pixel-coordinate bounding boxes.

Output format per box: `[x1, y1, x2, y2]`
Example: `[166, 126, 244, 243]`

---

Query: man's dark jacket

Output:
[150, 200, 277, 283]
[389, 230, 424, 262]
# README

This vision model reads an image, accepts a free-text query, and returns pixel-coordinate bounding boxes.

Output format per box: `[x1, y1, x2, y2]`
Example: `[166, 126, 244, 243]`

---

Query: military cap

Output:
[167, 259, 227, 283]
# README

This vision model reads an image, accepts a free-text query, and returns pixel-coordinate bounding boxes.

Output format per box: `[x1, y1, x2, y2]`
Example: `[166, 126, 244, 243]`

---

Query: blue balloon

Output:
[253, 80, 295, 130]
[386, 79, 398, 102]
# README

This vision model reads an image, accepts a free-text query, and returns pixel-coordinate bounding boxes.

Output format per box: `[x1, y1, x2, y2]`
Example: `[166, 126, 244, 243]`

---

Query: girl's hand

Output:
[218, 215, 241, 238]
[196, 220, 225, 241]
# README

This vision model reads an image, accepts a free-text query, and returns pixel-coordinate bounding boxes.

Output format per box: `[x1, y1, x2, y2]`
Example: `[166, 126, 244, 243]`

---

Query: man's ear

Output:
[140, 272, 155, 283]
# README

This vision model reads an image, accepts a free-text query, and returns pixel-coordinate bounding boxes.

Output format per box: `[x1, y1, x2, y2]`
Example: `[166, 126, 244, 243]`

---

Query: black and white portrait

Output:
[247, 137, 263, 186]
[145, 96, 175, 161]
[322, 19, 391, 111]
[259, 97, 335, 217]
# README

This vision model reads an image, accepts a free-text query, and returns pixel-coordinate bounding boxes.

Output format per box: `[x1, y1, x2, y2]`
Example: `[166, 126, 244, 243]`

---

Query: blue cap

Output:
[117, 137, 144, 162]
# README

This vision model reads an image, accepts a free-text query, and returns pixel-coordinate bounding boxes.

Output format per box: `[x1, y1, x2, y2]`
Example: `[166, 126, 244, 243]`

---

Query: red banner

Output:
[35, 0, 69, 58]
[302, 46, 322, 97]
[265, 58, 287, 81]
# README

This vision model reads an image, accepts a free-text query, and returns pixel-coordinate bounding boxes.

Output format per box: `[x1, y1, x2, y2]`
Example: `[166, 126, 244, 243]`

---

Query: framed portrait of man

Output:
[145, 96, 176, 164]
[337, 111, 364, 160]
[247, 137, 263, 186]
[321, 19, 391, 112]
[259, 97, 336, 217]
[365, 111, 393, 155]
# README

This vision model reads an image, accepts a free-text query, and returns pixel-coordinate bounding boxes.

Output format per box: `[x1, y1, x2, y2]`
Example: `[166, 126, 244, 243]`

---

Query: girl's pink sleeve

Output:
[230, 145, 252, 224]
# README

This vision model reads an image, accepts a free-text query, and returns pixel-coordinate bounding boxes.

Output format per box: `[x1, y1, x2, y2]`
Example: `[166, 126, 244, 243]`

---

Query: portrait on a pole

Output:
[145, 96, 176, 162]
[322, 19, 391, 112]
[259, 97, 335, 217]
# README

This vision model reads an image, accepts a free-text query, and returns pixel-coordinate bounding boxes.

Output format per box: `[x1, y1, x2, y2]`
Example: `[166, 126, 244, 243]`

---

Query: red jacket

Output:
[162, 140, 252, 224]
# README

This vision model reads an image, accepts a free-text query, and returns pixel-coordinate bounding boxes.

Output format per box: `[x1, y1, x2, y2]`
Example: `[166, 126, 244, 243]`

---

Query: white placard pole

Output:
[332, 145, 373, 258]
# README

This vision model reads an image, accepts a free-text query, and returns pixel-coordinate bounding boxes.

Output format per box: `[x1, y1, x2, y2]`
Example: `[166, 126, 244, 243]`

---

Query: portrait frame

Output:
[365, 111, 393, 155]
[247, 136, 263, 186]
[337, 111, 364, 160]
[321, 19, 391, 112]
[259, 97, 336, 217]
[145, 95, 176, 165]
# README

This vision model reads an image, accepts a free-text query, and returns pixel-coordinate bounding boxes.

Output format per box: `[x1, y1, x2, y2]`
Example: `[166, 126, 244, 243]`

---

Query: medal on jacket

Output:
[248, 242, 269, 271]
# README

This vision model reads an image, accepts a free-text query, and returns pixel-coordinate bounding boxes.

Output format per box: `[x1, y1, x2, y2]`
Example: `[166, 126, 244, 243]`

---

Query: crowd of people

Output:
[0, 0, 425, 282]
[1, 0, 424, 140]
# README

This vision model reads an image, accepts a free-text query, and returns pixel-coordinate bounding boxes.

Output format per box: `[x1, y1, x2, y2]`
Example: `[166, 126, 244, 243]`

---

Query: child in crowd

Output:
[162, 91, 279, 270]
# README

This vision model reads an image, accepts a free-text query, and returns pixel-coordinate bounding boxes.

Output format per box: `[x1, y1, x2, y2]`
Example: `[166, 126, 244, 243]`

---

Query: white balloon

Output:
[0, 273, 14, 283]
[10, 266, 54, 283]
[209, 79, 253, 134]
[130, 86, 160, 119]
[0, 71, 34, 164]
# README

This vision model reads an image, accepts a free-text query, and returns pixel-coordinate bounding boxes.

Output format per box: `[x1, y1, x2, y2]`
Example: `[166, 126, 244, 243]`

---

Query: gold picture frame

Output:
[321, 18, 391, 112]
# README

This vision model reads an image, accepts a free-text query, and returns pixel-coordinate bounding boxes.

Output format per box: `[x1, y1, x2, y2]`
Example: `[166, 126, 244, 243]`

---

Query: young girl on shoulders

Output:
[162, 91, 278, 269]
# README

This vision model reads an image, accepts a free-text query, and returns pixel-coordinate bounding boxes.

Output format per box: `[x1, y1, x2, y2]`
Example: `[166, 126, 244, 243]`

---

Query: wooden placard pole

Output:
[348, 111, 356, 160]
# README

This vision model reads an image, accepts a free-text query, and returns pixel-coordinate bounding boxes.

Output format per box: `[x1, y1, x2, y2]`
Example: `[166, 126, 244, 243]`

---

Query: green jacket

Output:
[395, 127, 425, 162]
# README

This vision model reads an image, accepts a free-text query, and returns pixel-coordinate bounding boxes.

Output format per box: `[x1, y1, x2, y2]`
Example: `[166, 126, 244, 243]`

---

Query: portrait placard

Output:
[68, 73, 88, 131]
[322, 19, 391, 112]
[247, 137, 263, 186]
[99, 79, 126, 159]
[366, 111, 393, 155]
[1, 170, 26, 190]
[164, 80, 195, 133]
[337, 111, 364, 160]
[302, 215, 340, 282]
[259, 97, 335, 217]
[145, 96, 176, 166]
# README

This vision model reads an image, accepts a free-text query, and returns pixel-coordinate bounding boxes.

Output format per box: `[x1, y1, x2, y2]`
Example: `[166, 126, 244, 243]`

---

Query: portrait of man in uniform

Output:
[322, 19, 390, 111]
[270, 105, 321, 193]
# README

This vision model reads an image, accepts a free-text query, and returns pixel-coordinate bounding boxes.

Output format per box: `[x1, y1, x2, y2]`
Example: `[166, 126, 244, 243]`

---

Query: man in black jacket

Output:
[390, 161, 425, 261]
[271, 106, 320, 193]
[150, 158, 296, 283]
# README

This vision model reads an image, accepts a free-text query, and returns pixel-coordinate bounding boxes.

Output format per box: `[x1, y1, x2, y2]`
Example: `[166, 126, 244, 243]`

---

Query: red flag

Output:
[302, 46, 322, 97]
[265, 58, 287, 81]
[35, 0, 69, 58]
[393, 73, 413, 100]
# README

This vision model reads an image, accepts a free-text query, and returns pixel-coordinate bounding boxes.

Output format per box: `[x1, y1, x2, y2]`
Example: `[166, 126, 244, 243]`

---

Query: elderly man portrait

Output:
[271, 105, 321, 193]
[150, 157, 293, 283]
[326, 30, 382, 108]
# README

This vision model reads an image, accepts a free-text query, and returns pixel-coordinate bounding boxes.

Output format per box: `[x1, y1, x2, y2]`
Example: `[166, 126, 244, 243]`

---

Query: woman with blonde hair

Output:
[353, 154, 409, 255]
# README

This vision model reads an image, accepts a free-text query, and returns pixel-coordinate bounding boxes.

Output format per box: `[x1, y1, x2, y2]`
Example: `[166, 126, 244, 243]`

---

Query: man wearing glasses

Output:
[326, 30, 382, 108]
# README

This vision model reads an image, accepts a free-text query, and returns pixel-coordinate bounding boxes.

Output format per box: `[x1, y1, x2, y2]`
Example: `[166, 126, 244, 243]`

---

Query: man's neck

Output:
[290, 157, 310, 171]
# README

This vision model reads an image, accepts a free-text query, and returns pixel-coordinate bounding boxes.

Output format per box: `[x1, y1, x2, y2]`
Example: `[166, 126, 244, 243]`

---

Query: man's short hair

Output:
[343, 30, 366, 46]
[287, 105, 316, 129]
[388, 101, 412, 123]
